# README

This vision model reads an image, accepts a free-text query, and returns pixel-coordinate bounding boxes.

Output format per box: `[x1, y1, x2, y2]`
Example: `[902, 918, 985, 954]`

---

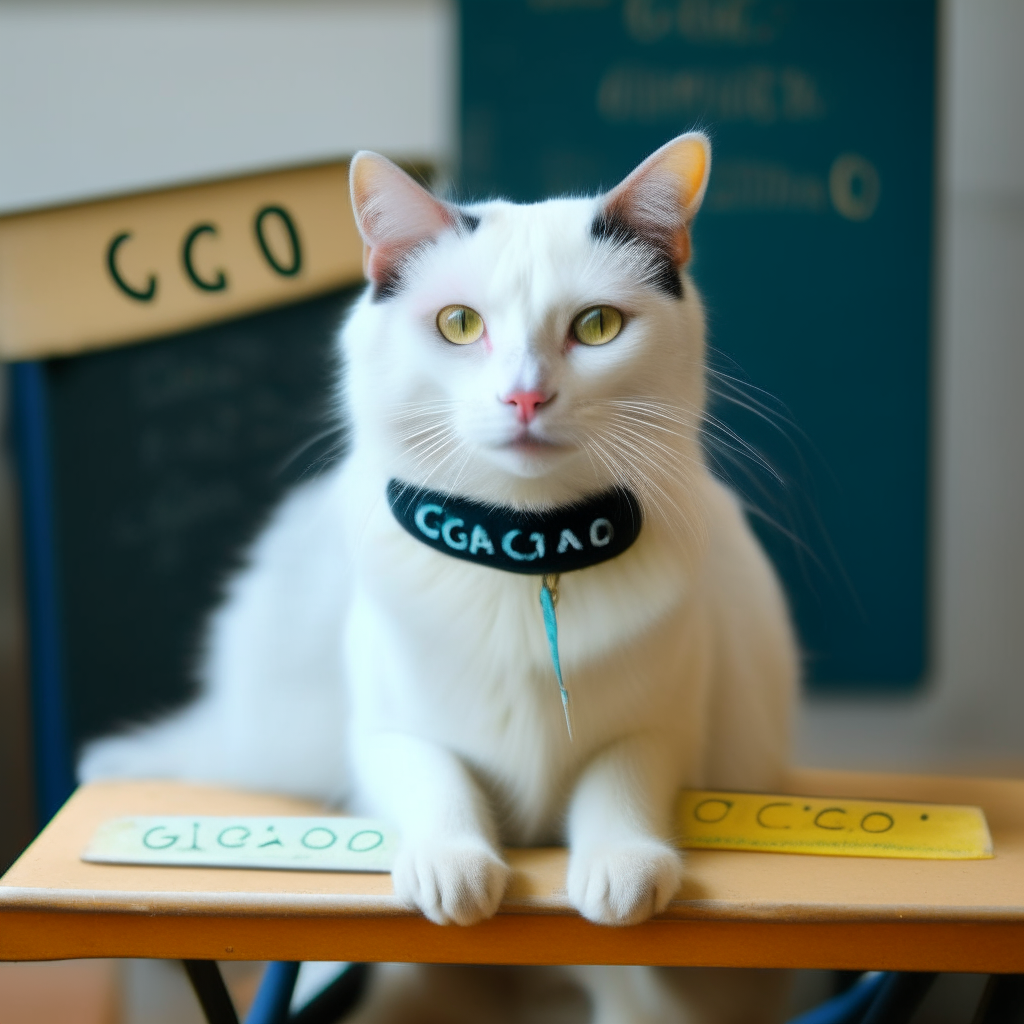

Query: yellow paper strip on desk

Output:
[676, 790, 993, 859]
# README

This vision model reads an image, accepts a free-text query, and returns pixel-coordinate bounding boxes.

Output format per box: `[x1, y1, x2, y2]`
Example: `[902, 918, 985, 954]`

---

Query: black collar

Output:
[387, 480, 642, 575]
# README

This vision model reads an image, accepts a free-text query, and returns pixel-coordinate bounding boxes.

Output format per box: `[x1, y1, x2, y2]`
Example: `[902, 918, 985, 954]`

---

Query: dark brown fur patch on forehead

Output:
[590, 212, 683, 299]
[371, 210, 479, 303]
[372, 261, 404, 302]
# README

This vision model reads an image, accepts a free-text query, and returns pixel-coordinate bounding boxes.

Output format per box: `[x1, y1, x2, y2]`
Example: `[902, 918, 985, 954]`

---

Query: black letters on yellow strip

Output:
[254, 205, 302, 277]
[182, 223, 228, 292]
[677, 789, 992, 859]
[107, 232, 157, 302]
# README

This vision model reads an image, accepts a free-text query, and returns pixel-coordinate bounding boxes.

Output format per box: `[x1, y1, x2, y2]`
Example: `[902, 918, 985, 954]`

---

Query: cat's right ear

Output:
[350, 153, 459, 290]
[598, 132, 711, 268]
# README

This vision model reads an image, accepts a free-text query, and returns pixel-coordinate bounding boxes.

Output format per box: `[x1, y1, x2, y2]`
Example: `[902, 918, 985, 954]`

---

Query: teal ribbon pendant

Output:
[540, 573, 572, 740]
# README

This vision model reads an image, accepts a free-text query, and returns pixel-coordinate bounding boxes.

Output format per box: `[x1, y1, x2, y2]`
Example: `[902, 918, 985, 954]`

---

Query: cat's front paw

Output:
[567, 839, 684, 926]
[392, 836, 511, 926]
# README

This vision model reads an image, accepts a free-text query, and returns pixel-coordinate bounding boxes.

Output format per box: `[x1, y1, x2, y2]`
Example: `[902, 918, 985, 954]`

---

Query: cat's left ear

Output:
[350, 152, 460, 288]
[599, 132, 711, 267]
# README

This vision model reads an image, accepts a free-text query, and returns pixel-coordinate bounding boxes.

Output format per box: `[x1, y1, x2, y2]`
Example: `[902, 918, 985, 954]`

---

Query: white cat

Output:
[80, 132, 797, 1022]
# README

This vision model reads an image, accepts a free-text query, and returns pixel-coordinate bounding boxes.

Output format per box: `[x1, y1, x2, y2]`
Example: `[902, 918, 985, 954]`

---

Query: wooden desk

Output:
[2, 770, 1022, 972]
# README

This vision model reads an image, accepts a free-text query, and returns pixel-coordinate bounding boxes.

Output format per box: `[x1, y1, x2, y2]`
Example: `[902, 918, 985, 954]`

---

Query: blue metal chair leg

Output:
[184, 960, 241, 1024]
[246, 961, 301, 1024]
[243, 961, 370, 1024]
[291, 963, 371, 1024]
[787, 972, 886, 1024]
[859, 972, 937, 1024]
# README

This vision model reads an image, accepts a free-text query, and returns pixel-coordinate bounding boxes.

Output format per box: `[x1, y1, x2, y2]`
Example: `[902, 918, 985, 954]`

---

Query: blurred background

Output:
[0, 0, 1021, 1020]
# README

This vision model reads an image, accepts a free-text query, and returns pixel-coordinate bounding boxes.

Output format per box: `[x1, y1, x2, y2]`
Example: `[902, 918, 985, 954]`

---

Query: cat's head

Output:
[342, 133, 712, 516]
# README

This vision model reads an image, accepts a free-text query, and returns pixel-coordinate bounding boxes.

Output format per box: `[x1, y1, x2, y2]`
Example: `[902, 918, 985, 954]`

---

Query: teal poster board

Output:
[461, 0, 935, 691]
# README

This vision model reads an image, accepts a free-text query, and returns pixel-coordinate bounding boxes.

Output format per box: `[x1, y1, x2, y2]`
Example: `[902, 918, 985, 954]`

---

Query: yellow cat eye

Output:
[572, 305, 623, 346]
[437, 305, 485, 345]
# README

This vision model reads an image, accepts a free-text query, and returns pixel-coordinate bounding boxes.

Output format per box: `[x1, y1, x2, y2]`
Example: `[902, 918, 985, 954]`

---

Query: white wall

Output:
[0, 0, 1021, 788]
[0, 0, 455, 214]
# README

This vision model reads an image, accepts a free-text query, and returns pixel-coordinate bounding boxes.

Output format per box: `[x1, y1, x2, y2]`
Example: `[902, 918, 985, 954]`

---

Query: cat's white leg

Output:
[565, 734, 684, 926]
[351, 731, 511, 926]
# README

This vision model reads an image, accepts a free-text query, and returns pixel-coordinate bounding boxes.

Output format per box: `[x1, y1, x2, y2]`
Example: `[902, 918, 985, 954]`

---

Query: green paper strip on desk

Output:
[82, 790, 993, 872]
[83, 815, 397, 872]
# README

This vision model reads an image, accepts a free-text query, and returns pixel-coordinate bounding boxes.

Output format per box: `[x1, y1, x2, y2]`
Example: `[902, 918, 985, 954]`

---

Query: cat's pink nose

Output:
[503, 390, 552, 424]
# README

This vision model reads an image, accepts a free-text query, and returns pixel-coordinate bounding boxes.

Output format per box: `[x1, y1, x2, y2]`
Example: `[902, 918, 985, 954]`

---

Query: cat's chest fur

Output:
[340, 464, 711, 843]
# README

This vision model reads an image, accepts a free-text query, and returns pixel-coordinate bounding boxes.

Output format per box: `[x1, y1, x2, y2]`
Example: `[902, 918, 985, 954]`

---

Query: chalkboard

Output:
[11, 287, 358, 818]
[461, 0, 936, 692]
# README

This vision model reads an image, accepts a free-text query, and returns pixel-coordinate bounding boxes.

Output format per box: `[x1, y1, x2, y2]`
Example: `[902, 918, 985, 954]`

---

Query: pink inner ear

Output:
[364, 240, 429, 287]
[350, 153, 457, 285]
[604, 172, 683, 254]
[600, 134, 710, 267]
